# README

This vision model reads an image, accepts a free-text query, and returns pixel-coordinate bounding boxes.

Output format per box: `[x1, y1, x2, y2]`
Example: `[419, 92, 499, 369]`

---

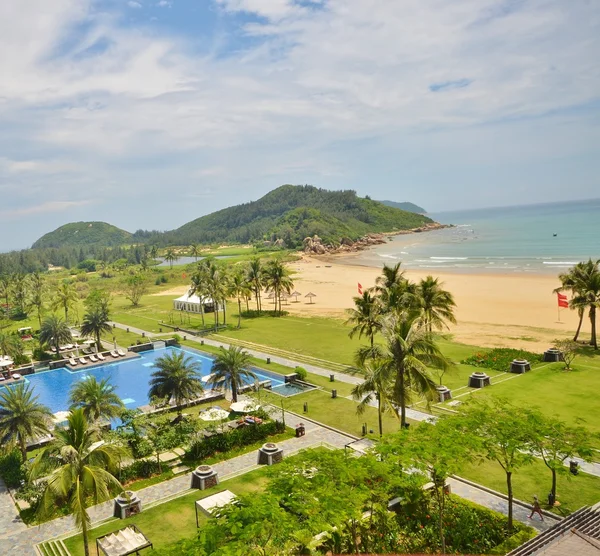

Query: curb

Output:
[451, 475, 561, 521]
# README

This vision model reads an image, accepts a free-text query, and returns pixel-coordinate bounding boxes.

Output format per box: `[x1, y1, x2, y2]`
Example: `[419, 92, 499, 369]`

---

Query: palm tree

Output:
[0, 274, 11, 316]
[164, 249, 178, 268]
[189, 244, 201, 261]
[374, 263, 415, 313]
[149, 351, 203, 415]
[29, 272, 47, 327]
[150, 245, 159, 260]
[0, 383, 52, 461]
[351, 360, 396, 436]
[357, 312, 451, 428]
[80, 308, 111, 351]
[416, 276, 457, 333]
[210, 346, 257, 403]
[69, 377, 124, 423]
[30, 409, 129, 556]
[11, 273, 30, 316]
[0, 331, 23, 359]
[52, 281, 79, 323]
[247, 258, 264, 313]
[345, 289, 381, 348]
[263, 259, 294, 316]
[229, 267, 252, 329]
[39, 315, 73, 355]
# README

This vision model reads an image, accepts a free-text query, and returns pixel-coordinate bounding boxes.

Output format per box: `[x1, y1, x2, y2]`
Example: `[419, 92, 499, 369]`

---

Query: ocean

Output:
[350, 199, 600, 274]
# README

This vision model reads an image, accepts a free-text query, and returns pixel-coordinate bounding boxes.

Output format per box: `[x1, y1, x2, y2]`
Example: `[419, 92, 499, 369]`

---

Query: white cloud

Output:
[0, 200, 95, 219]
[156, 0, 171, 7]
[0, 0, 599, 247]
[128, 1, 142, 8]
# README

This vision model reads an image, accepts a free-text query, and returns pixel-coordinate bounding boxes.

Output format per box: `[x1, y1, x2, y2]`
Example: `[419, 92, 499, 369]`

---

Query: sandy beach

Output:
[283, 255, 581, 349]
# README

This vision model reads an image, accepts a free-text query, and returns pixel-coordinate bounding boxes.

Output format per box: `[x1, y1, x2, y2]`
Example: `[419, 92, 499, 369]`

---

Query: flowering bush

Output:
[462, 348, 541, 372]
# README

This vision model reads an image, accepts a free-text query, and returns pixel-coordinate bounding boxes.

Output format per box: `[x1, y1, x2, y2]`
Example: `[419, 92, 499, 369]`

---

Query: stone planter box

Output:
[510, 359, 531, 374]
[468, 371, 491, 388]
[258, 442, 283, 465]
[113, 491, 142, 519]
[543, 348, 563, 362]
[436, 385, 452, 402]
[191, 465, 219, 490]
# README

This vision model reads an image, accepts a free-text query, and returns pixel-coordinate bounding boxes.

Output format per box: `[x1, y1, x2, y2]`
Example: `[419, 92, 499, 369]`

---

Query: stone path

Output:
[448, 478, 559, 533]
[0, 478, 27, 540]
[0, 412, 354, 555]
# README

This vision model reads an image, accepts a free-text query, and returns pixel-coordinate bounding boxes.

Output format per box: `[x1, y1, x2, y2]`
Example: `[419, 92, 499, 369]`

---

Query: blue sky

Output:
[1, 0, 599, 250]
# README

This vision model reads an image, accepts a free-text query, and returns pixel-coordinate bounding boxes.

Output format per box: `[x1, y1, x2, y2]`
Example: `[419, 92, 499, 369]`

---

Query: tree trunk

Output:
[237, 298, 242, 329]
[590, 305, 597, 349]
[551, 468, 557, 501]
[573, 308, 584, 341]
[222, 300, 227, 326]
[232, 382, 238, 403]
[19, 436, 27, 462]
[82, 516, 90, 556]
[506, 471, 514, 532]
[157, 450, 162, 473]
[200, 303, 205, 327]
[377, 393, 383, 437]
[434, 483, 446, 554]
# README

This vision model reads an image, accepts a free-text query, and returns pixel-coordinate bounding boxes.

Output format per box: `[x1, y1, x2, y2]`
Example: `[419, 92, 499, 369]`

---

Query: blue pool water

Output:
[20, 346, 297, 414]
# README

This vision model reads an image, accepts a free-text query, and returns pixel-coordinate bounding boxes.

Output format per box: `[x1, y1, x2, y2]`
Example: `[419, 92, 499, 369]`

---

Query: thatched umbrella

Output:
[291, 291, 302, 303]
[265, 292, 276, 304]
[305, 292, 317, 304]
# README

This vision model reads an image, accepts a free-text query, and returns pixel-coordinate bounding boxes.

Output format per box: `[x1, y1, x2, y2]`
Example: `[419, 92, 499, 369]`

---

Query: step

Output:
[171, 464, 190, 475]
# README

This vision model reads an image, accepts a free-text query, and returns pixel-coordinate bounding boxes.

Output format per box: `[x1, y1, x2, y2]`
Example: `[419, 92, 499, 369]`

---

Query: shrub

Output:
[0, 450, 25, 488]
[120, 460, 161, 483]
[295, 366, 308, 380]
[461, 348, 541, 372]
[187, 420, 286, 460]
[16, 480, 47, 511]
[160, 275, 168, 284]
[155, 277, 162, 285]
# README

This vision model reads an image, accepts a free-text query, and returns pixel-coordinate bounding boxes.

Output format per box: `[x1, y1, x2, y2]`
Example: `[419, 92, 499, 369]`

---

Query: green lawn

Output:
[62, 468, 271, 556]
[457, 458, 600, 514]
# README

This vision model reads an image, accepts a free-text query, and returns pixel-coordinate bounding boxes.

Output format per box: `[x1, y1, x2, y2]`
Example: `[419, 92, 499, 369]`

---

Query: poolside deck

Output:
[64, 351, 141, 371]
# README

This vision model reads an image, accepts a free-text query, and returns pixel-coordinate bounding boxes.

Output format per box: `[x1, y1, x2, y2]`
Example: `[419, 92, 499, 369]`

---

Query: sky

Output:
[1, 0, 599, 250]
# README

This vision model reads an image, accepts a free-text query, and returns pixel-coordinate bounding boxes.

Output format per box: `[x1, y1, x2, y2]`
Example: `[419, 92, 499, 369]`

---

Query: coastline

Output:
[285, 256, 581, 350]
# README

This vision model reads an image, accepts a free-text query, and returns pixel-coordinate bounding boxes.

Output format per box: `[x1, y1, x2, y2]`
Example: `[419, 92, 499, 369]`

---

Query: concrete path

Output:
[0, 478, 27, 540]
[448, 478, 559, 533]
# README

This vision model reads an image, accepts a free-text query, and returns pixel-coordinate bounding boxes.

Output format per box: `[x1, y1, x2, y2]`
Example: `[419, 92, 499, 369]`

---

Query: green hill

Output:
[166, 185, 433, 247]
[32, 222, 133, 249]
[377, 200, 427, 214]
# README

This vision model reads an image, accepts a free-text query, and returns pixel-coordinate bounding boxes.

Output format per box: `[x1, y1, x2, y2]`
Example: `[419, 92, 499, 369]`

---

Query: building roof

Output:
[174, 293, 215, 304]
[508, 502, 600, 556]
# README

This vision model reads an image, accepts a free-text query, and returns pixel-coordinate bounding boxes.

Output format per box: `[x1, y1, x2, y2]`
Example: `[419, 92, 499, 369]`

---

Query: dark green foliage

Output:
[32, 221, 132, 249]
[462, 348, 541, 372]
[76, 259, 98, 272]
[186, 420, 285, 460]
[377, 200, 427, 213]
[294, 366, 308, 380]
[0, 449, 25, 488]
[119, 459, 161, 483]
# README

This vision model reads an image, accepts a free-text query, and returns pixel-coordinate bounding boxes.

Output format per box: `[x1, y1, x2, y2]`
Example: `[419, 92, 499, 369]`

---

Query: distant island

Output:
[33, 185, 436, 250]
[377, 200, 427, 214]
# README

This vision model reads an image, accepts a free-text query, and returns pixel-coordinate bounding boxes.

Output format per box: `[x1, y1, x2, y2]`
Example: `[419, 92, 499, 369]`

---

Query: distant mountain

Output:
[377, 200, 426, 214]
[31, 186, 434, 249]
[32, 222, 132, 249]
[165, 185, 433, 247]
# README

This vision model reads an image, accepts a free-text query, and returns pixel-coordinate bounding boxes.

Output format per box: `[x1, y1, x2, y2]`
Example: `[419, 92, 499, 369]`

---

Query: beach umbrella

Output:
[305, 292, 317, 304]
[52, 411, 70, 427]
[201, 373, 217, 383]
[291, 291, 302, 303]
[114, 339, 118, 350]
[0, 359, 12, 368]
[199, 408, 230, 421]
[230, 400, 260, 413]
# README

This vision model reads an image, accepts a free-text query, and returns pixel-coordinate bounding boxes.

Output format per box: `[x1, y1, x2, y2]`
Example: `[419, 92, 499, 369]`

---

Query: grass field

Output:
[62, 467, 271, 556]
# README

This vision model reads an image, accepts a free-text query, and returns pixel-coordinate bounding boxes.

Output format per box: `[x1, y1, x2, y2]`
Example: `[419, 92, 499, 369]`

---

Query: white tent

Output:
[173, 294, 224, 315]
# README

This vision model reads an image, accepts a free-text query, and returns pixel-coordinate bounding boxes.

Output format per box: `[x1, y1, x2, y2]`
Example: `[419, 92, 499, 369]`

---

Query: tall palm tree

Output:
[150, 245, 159, 260]
[229, 267, 252, 329]
[189, 244, 201, 261]
[30, 409, 129, 556]
[188, 265, 209, 328]
[374, 263, 416, 314]
[263, 259, 294, 316]
[11, 273, 30, 316]
[0, 274, 11, 316]
[29, 272, 47, 327]
[345, 289, 381, 348]
[164, 249, 178, 268]
[351, 360, 396, 436]
[80, 308, 111, 350]
[247, 258, 264, 313]
[52, 281, 79, 323]
[357, 313, 451, 428]
[69, 377, 124, 423]
[0, 383, 52, 461]
[149, 351, 203, 415]
[210, 346, 257, 403]
[39, 315, 73, 355]
[416, 276, 457, 333]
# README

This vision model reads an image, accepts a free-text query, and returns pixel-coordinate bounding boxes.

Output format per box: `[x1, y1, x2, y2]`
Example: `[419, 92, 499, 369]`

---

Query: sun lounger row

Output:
[98, 527, 149, 555]
[68, 350, 128, 366]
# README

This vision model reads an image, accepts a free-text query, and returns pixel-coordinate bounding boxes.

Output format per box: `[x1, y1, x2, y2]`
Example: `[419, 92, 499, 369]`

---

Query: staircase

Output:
[37, 539, 70, 556]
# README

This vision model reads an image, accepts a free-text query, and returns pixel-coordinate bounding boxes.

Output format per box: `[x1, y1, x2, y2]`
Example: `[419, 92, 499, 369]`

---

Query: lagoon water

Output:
[353, 199, 600, 274]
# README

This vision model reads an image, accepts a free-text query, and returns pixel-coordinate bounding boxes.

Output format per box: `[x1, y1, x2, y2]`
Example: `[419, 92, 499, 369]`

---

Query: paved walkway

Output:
[0, 412, 354, 554]
[0, 478, 27, 540]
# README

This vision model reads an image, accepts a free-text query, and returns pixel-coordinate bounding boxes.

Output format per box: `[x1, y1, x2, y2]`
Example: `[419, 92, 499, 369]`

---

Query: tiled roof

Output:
[507, 502, 600, 556]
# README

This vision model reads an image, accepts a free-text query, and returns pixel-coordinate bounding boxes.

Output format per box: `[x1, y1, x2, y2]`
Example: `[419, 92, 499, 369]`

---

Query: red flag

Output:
[358, 283, 363, 295]
[558, 299, 569, 308]
[557, 293, 568, 301]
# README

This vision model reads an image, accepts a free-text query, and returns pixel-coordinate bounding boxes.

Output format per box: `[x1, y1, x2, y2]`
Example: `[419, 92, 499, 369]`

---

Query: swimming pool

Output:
[19, 346, 309, 414]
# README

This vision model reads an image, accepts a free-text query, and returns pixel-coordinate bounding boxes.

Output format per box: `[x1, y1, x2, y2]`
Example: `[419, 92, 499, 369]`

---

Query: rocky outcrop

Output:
[302, 223, 450, 255]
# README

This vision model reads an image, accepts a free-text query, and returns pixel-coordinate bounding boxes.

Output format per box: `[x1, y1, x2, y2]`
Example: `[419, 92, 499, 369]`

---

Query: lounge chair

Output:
[69, 358, 78, 366]
[110, 350, 119, 358]
[89, 355, 98, 363]
[97, 353, 106, 361]
[79, 357, 88, 365]
[0, 375, 4, 382]
[117, 349, 127, 357]
[12, 374, 22, 380]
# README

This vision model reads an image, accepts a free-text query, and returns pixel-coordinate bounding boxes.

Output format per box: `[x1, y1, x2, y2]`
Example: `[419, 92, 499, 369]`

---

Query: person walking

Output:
[528, 495, 544, 521]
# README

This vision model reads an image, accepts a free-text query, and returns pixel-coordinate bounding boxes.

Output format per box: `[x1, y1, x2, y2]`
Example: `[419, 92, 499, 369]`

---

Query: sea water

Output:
[352, 199, 600, 274]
